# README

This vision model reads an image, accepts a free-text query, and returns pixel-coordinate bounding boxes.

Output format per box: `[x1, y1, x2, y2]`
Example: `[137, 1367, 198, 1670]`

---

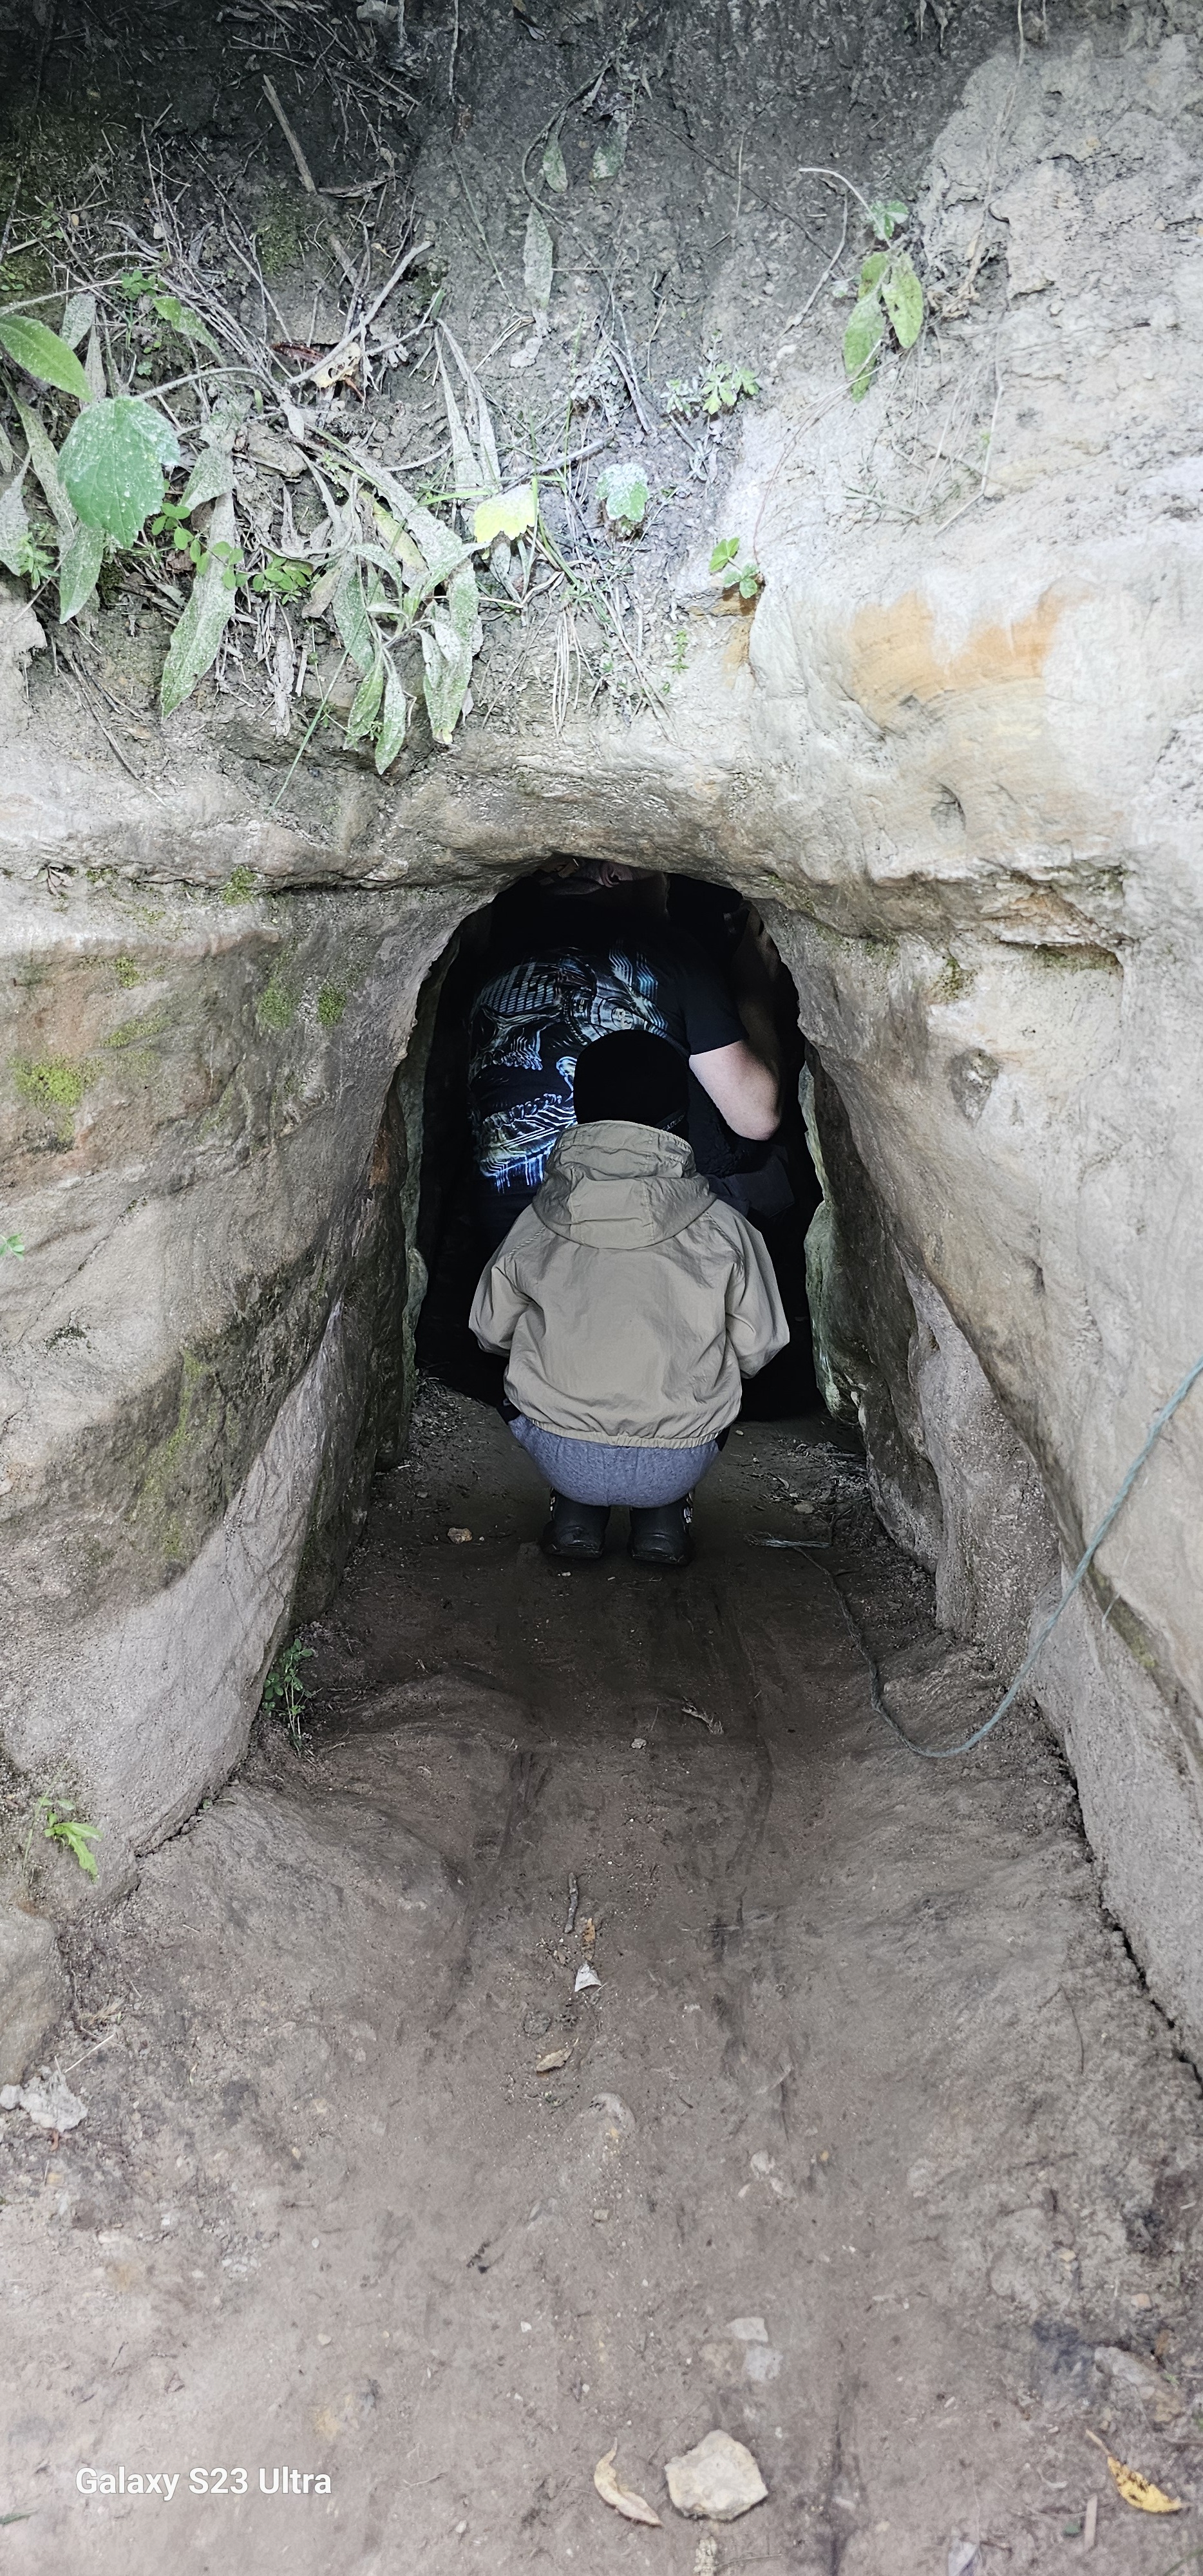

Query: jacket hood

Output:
[535, 1119, 714, 1249]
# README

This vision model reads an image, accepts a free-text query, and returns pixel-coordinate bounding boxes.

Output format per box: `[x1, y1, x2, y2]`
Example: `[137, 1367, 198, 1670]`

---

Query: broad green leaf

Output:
[473, 483, 536, 545]
[14, 396, 75, 538]
[0, 313, 91, 401]
[541, 133, 568, 193]
[374, 661, 409, 773]
[159, 491, 238, 717]
[83, 328, 106, 403]
[882, 249, 924, 350]
[57, 520, 104, 622]
[60, 397, 181, 544]
[372, 500, 426, 579]
[420, 560, 480, 745]
[596, 458, 648, 533]
[709, 537, 739, 573]
[151, 293, 218, 352]
[591, 108, 629, 183]
[332, 563, 374, 673]
[60, 292, 96, 350]
[180, 444, 234, 512]
[0, 471, 29, 576]
[346, 655, 384, 746]
[859, 251, 889, 295]
[870, 196, 909, 243]
[843, 292, 885, 398]
[523, 204, 554, 317]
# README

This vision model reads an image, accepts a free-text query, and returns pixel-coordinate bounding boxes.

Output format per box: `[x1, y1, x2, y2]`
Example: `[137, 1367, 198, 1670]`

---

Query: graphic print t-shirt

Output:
[469, 896, 746, 1206]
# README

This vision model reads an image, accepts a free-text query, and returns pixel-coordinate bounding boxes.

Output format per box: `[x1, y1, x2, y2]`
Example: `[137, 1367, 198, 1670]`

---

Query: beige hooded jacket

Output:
[469, 1119, 790, 1448]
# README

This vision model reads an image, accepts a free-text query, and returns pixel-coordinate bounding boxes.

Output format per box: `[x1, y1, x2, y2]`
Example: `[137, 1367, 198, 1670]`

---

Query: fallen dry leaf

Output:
[594, 2443, 661, 2527]
[581, 1917, 597, 1955]
[1086, 2430, 1184, 2513]
[534, 2046, 573, 2074]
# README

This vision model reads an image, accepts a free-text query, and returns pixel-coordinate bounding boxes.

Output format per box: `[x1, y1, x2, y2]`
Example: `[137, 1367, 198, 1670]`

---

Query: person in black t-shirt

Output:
[468, 861, 781, 1246]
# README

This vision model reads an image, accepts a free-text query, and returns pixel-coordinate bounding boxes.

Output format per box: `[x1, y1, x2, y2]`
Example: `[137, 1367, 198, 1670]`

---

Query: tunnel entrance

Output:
[412, 867, 822, 1426]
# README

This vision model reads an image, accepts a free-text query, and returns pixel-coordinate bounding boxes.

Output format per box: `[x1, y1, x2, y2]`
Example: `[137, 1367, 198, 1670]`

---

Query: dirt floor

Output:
[3, 1383, 1203, 2573]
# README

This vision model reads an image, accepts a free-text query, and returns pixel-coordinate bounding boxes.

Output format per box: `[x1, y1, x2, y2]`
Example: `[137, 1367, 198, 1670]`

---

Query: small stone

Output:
[447, 1526, 473, 1544]
[725, 2316, 769, 2343]
[664, 2429, 767, 2521]
[0, 1906, 68, 2085]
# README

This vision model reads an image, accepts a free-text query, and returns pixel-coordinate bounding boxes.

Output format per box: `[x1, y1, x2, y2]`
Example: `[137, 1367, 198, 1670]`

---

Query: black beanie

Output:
[572, 1031, 690, 1134]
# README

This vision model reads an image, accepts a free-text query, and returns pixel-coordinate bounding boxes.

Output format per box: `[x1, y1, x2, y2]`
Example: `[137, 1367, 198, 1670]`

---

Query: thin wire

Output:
[806, 1350, 1203, 1762]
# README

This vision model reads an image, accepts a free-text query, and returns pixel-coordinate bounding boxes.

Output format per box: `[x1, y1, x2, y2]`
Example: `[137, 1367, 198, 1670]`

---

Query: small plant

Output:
[709, 537, 764, 601]
[35, 1797, 102, 1880]
[0, 1233, 23, 1258]
[842, 198, 924, 401]
[250, 554, 313, 603]
[665, 356, 759, 422]
[261, 1638, 315, 1752]
[596, 459, 649, 537]
[700, 357, 758, 417]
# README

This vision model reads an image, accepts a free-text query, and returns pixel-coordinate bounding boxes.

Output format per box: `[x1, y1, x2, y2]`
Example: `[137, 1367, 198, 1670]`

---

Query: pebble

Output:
[664, 2429, 767, 2521]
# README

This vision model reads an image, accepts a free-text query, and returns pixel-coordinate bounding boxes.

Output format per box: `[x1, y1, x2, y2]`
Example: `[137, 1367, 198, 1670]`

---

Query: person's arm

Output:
[689, 1038, 781, 1139]
[688, 910, 782, 1139]
[469, 1254, 532, 1356]
[724, 1218, 791, 1376]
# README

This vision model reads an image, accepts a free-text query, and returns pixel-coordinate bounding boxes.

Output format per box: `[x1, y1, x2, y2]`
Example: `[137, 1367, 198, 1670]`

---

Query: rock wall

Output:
[3, 26, 1203, 2054]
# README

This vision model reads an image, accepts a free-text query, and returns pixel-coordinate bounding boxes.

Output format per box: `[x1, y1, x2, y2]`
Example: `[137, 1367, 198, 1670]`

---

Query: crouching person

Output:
[468, 1030, 789, 1567]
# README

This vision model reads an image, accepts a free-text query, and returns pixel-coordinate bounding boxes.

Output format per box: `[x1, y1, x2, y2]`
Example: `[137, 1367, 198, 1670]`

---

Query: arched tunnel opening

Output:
[3, 0, 1203, 2560]
[412, 866, 823, 1424]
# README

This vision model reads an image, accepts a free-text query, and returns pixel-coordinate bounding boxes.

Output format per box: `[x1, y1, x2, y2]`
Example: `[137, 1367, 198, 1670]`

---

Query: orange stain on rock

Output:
[847, 583, 1088, 726]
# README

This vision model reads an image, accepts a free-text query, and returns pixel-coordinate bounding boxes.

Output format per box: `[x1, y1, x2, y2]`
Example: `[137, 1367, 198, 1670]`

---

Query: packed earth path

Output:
[3, 1384, 1202, 2575]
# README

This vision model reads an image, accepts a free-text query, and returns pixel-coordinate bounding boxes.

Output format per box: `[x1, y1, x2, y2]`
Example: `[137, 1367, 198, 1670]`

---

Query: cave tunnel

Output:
[2, 0, 1203, 2560]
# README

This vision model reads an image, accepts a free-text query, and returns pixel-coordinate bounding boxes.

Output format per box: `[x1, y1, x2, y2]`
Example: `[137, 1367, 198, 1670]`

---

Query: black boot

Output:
[540, 1493, 610, 1561]
[628, 1497, 693, 1567]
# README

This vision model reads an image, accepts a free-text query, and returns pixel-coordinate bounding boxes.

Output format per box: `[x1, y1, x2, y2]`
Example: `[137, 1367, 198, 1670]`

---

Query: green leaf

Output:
[859, 251, 889, 296]
[843, 292, 886, 398]
[0, 470, 29, 577]
[541, 133, 568, 193]
[0, 312, 91, 401]
[59, 397, 181, 544]
[151, 293, 218, 352]
[57, 519, 104, 621]
[420, 560, 480, 745]
[332, 563, 374, 674]
[596, 459, 649, 535]
[591, 109, 629, 183]
[13, 396, 75, 538]
[346, 655, 385, 746]
[179, 444, 234, 512]
[473, 482, 537, 544]
[374, 660, 409, 773]
[59, 291, 96, 350]
[709, 537, 739, 574]
[159, 491, 239, 716]
[51, 1815, 101, 1879]
[882, 249, 924, 350]
[869, 196, 909, 243]
[523, 202, 554, 318]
